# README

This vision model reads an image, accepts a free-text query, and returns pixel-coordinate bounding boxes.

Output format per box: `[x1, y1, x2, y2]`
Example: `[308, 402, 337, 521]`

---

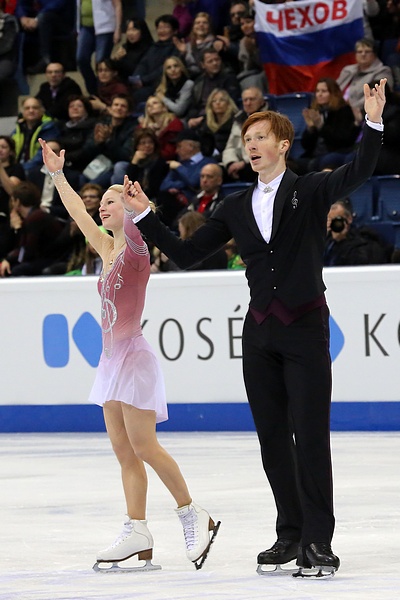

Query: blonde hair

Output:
[108, 184, 123, 193]
[140, 96, 175, 131]
[205, 89, 238, 133]
[108, 184, 156, 212]
[178, 211, 206, 239]
[156, 56, 189, 97]
[190, 12, 213, 46]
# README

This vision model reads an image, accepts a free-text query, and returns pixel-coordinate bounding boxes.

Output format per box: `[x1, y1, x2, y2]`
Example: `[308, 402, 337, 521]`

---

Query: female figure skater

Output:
[39, 138, 219, 572]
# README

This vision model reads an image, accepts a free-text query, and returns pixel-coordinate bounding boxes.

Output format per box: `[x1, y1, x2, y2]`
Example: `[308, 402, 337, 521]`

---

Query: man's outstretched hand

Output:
[122, 175, 151, 215]
[364, 78, 386, 123]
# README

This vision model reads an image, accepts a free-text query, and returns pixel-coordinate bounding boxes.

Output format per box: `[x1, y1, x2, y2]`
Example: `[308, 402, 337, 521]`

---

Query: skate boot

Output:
[175, 502, 220, 570]
[293, 543, 340, 578]
[93, 517, 161, 573]
[257, 539, 299, 575]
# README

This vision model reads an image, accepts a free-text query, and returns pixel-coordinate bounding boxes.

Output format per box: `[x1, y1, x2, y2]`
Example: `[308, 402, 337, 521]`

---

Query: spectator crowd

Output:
[1, 0, 400, 276]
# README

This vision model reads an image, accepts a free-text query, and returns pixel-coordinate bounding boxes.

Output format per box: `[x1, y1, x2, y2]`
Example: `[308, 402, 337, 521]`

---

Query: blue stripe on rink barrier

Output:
[0, 403, 400, 433]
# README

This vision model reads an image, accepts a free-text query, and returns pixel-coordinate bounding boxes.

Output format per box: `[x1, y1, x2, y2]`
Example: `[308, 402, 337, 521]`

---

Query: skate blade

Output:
[292, 565, 337, 579]
[194, 520, 221, 571]
[93, 559, 162, 573]
[257, 562, 298, 576]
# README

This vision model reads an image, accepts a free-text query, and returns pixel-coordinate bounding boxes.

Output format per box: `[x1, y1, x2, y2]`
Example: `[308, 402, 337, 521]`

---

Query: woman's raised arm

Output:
[39, 138, 107, 256]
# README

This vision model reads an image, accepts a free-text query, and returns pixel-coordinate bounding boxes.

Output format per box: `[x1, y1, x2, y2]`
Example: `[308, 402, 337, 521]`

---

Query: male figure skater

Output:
[127, 79, 387, 577]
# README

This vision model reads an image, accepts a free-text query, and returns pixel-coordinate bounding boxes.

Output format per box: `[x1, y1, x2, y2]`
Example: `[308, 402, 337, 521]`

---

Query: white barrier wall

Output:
[1, 268, 399, 431]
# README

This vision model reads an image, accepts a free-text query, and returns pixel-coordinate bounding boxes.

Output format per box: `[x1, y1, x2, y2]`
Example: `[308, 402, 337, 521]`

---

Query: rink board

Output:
[1, 269, 400, 432]
[0, 402, 399, 433]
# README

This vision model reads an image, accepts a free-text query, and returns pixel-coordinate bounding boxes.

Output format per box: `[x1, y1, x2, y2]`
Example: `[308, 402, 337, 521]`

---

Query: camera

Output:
[330, 216, 347, 233]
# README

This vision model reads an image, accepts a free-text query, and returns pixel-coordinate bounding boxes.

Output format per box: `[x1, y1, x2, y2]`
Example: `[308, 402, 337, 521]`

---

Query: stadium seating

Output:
[263, 93, 277, 111]
[376, 175, 400, 221]
[273, 92, 313, 135]
[348, 177, 378, 225]
[288, 137, 304, 161]
[270, 92, 313, 163]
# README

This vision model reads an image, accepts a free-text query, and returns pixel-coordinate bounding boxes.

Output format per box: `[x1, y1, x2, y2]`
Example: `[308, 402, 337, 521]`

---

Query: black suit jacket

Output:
[187, 71, 241, 118]
[36, 77, 82, 121]
[138, 125, 382, 311]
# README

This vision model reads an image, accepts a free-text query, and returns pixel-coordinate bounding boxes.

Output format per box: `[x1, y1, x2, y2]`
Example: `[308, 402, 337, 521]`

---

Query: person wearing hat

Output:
[156, 129, 217, 228]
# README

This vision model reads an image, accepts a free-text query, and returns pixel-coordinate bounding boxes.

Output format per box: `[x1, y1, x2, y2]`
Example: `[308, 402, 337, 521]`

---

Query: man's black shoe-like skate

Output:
[293, 543, 340, 578]
[257, 539, 299, 575]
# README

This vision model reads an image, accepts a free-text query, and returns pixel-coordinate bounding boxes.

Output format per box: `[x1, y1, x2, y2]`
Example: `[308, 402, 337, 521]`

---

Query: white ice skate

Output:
[93, 517, 161, 573]
[175, 502, 220, 570]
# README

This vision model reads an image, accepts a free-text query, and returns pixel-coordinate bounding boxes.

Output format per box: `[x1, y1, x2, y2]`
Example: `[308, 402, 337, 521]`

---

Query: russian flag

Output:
[254, 0, 364, 94]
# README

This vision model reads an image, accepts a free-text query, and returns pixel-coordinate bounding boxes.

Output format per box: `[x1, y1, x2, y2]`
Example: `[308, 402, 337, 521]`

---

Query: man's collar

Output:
[197, 190, 219, 199]
[188, 151, 203, 164]
[257, 171, 285, 193]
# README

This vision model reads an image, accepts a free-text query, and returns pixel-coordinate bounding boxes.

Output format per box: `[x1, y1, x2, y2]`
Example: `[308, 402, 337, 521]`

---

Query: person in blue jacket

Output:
[157, 129, 216, 228]
[15, 0, 73, 74]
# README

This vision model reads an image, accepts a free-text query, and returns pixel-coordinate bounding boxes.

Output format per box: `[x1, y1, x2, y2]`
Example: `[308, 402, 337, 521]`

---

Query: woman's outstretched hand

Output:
[39, 138, 65, 173]
[122, 175, 151, 214]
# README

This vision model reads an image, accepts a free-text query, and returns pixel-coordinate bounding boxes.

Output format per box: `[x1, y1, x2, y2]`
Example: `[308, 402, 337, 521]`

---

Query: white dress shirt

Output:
[252, 172, 284, 243]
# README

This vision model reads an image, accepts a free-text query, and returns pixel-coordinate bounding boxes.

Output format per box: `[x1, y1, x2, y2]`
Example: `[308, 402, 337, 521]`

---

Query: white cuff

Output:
[133, 206, 151, 223]
[365, 115, 384, 131]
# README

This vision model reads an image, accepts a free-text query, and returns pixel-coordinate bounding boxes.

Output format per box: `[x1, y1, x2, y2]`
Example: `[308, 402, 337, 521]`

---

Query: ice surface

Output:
[1, 432, 399, 600]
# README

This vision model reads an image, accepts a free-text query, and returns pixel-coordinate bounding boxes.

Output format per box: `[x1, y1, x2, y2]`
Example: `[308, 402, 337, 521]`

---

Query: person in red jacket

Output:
[0, 1, 17, 14]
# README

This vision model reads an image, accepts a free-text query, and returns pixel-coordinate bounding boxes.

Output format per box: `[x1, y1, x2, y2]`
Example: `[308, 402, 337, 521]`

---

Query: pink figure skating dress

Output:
[88, 211, 168, 423]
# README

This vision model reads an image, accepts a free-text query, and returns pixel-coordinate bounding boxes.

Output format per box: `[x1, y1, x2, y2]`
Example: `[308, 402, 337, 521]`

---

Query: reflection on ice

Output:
[1, 432, 399, 599]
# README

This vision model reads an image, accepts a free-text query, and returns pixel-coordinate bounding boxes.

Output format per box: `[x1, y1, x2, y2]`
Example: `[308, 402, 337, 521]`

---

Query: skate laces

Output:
[107, 520, 133, 550]
[179, 509, 198, 550]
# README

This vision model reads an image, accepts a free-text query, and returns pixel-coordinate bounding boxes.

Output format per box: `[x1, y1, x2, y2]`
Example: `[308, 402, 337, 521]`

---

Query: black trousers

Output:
[242, 306, 335, 547]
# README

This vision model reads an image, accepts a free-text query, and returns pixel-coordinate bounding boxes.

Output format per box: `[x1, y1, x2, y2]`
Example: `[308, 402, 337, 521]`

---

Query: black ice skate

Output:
[293, 543, 340, 578]
[257, 539, 299, 575]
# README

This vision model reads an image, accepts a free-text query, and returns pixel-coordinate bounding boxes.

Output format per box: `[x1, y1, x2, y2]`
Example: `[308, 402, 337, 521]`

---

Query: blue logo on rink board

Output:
[43, 313, 101, 368]
[43, 314, 69, 367]
[72, 312, 102, 367]
[329, 316, 345, 361]
[43, 313, 345, 367]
